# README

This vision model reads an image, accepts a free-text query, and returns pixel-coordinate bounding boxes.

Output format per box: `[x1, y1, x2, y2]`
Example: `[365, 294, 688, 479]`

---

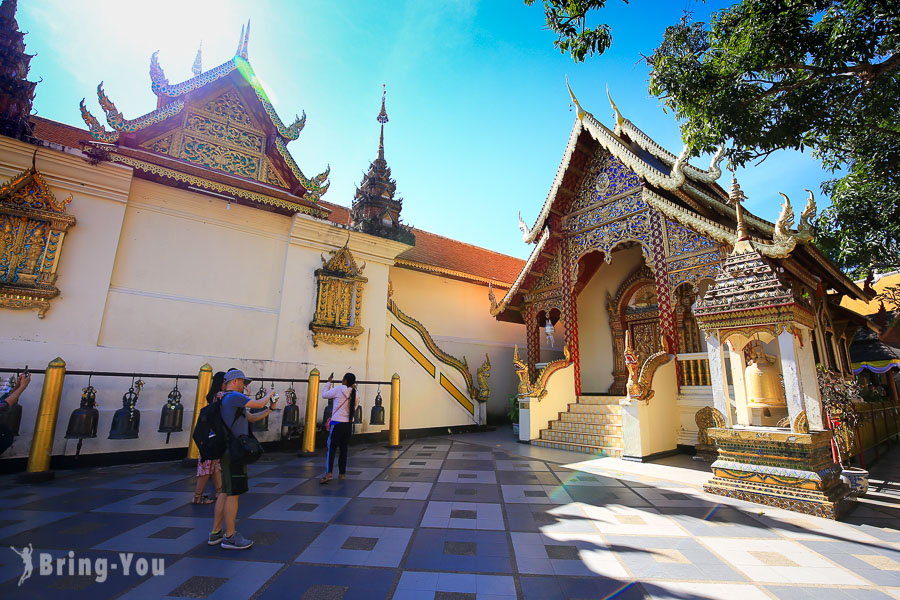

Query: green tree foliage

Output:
[528, 0, 900, 277]
[523, 0, 628, 61]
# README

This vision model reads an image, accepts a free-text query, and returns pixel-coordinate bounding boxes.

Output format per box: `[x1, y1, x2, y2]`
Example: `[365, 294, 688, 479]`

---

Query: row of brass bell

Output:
[317, 388, 384, 426]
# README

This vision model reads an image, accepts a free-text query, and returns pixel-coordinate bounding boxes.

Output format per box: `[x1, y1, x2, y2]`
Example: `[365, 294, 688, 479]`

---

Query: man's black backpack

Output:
[192, 401, 228, 461]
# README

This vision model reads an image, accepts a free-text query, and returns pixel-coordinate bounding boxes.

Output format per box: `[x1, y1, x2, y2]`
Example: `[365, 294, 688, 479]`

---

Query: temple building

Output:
[0, 13, 524, 463]
[491, 83, 884, 515]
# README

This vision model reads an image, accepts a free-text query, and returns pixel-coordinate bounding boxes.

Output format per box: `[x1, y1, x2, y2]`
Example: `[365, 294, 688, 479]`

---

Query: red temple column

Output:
[525, 304, 540, 383]
[560, 238, 582, 395]
[648, 210, 679, 355]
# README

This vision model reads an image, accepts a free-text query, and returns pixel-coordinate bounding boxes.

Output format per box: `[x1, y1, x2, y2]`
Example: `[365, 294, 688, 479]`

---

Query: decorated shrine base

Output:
[704, 427, 853, 520]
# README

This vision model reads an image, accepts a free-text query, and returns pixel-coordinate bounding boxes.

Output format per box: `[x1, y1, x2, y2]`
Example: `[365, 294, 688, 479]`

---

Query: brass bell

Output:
[353, 404, 362, 424]
[158, 381, 184, 443]
[370, 389, 385, 425]
[744, 340, 786, 408]
[66, 383, 99, 457]
[109, 379, 143, 440]
[249, 382, 269, 432]
[282, 386, 300, 428]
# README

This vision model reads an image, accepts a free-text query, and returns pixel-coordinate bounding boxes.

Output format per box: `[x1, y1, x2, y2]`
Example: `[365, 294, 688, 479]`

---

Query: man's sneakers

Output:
[221, 531, 253, 550]
[207, 530, 224, 545]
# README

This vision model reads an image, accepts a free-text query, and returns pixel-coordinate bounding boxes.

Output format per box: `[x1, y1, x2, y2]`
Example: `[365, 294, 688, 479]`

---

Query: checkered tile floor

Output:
[1, 432, 899, 599]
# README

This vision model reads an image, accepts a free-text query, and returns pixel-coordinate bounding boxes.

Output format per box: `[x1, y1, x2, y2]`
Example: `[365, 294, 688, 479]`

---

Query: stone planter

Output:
[840, 467, 869, 497]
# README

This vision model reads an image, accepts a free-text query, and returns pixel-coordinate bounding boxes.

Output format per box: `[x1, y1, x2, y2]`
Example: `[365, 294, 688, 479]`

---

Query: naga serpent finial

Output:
[517, 211, 529, 241]
[149, 50, 168, 87]
[565, 75, 585, 121]
[797, 189, 816, 241]
[606, 84, 624, 129]
[80, 98, 119, 143]
[774, 192, 796, 244]
[707, 144, 725, 180]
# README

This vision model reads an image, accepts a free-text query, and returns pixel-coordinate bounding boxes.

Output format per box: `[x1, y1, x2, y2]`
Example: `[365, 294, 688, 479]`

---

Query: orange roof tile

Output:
[31, 116, 92, 148]
[318, 200, 524, 285]
[398, 229, 524, 285]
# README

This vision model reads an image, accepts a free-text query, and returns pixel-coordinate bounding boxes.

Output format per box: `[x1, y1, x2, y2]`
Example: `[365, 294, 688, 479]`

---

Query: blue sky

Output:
[19, 0, 836, 259]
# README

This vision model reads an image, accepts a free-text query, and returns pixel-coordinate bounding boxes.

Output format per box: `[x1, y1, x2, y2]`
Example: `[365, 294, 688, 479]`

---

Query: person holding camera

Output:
[319, 372, 357, 484]
[0, 371, 31, 456]
[210, 369, 277, 550]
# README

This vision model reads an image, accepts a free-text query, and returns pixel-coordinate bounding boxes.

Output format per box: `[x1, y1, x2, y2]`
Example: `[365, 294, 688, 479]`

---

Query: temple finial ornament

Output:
[149, 51, 168, 88]
[235, 23, 245, 57]
[377, 84, 388, 160]
[606, 85, 624, 129]
[517, 212, 529, 241]
[797, 189, 816, 242]
[774, 193, 795, 244]
[242, 20, 250, 59]
[192, 41, 202, 76]
[565, 75, 585, 121]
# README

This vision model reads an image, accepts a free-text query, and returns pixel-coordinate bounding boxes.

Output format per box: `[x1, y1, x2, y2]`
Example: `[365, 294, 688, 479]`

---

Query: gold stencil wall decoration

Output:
[0, 165, 76, 318]
[310, 245, 367, 350]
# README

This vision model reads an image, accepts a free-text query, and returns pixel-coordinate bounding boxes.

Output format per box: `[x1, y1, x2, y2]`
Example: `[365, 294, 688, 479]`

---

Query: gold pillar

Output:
[387, 373, 401, 449]
[22, 357, 66, 481]
[186, 363, 213, 461]
[300, 369, 320, 456]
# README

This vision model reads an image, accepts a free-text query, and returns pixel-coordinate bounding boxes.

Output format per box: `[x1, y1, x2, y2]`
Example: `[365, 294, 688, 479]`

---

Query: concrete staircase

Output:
[531, 394, 625, 457]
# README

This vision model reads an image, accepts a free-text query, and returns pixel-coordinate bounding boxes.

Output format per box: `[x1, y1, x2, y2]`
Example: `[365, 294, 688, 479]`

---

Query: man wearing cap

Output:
[210, 368, 276, 550]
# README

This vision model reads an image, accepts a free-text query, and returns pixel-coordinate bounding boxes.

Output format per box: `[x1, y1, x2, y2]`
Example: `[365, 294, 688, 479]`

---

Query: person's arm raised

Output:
[2, 373, 31, 407]
[244, 388, 275, 409]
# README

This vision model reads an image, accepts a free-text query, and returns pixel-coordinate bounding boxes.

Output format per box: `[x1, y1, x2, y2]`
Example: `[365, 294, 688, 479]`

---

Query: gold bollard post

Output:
[184, 363, 213, 466]
[299, 369, 320, 456]
[386, 373, 402, 449]
[19, 357, 66, 483]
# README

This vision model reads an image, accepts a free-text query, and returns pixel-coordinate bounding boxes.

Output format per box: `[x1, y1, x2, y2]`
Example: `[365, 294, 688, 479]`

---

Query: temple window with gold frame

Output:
[0, 163, 75, 318]
[309, 245, 367, 350]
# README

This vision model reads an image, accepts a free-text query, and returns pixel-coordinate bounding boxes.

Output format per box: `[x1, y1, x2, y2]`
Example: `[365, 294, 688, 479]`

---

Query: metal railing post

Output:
[185, 363, 213, 463]
[386, 373, 401, 449]
[20, 357, 66, 482]
[300, 369, 320, 456]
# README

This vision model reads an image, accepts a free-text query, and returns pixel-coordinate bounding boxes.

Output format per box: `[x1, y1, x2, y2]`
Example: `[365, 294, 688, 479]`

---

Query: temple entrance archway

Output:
[606, 265, 660, 394]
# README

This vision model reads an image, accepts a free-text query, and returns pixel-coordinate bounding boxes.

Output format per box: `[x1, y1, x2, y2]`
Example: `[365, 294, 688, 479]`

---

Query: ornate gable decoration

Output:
[0, 164, 76, 318]
[79, 23, 331, 202]
[310, 245, 368, 350]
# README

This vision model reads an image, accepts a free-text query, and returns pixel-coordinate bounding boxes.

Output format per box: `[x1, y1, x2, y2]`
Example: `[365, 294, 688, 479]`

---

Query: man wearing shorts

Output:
[209, 369, 276, 550]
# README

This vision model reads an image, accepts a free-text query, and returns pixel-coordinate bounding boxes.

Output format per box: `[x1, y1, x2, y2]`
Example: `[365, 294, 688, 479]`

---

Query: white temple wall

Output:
[388, 267, 524, 422]
[576, 245, 643, 393]
[0, 137, 133, 347]
[98, 179, 288, 358]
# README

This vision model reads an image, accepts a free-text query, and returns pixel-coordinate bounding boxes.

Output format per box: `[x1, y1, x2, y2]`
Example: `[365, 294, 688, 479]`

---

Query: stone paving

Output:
[0, 431, 898, 599]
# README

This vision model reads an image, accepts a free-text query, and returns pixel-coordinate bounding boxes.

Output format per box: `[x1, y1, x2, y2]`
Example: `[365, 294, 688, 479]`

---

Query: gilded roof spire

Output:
[377, 84, 388, 161]
[192, 41, 202, 76]
[729, 167, 750, 245]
